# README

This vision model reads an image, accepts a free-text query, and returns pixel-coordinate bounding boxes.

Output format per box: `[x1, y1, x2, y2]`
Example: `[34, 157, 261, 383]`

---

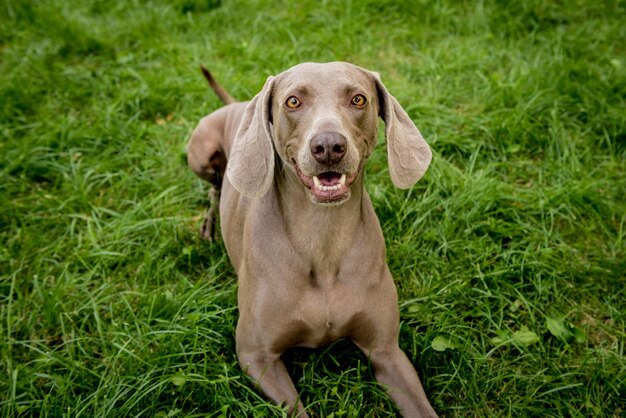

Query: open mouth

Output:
[294, 164, 358, 204]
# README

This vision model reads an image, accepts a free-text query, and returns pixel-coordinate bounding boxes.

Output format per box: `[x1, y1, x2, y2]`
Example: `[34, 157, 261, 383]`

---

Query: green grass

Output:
[1, 0, 624, 416]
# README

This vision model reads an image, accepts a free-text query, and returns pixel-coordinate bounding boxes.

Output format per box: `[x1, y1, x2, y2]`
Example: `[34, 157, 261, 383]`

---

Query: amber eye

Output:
[351, 94, 367, 106]
[285, 96, 301, 109]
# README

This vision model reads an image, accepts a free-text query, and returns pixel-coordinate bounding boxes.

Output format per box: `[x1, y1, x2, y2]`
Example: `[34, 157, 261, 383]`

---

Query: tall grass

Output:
[1, 0, 624, 416]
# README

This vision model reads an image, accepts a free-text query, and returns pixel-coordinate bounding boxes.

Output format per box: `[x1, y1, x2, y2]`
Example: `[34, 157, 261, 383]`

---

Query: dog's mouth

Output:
[294, 163, 359, 205]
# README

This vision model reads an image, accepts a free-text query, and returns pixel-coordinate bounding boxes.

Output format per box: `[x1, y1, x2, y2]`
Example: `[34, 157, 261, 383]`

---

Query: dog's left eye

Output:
[350, 94, 367, 106]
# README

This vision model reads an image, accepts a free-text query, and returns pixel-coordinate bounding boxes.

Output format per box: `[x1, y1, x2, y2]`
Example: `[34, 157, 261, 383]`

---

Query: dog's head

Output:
[227, 62, 431, 205]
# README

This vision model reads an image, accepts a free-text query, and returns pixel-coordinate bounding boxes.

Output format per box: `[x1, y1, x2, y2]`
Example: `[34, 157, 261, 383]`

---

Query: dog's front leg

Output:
[237, 349, 309, 417]
[359, 342, 439, 418]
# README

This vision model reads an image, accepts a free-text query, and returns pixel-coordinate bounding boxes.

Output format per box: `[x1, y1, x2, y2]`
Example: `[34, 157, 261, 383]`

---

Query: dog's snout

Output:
[310, 132, 347, 165]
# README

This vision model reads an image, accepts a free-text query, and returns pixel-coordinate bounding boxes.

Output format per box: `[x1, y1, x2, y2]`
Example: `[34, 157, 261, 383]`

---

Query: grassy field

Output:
[1, 0, 625, 416]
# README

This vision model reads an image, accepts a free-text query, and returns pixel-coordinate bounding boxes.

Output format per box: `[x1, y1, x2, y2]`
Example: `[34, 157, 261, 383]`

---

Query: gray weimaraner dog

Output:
[187, 62, 437, 417]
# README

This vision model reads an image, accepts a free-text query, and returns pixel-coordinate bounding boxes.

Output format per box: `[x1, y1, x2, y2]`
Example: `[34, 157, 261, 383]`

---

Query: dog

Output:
[187, 62, 437, 417]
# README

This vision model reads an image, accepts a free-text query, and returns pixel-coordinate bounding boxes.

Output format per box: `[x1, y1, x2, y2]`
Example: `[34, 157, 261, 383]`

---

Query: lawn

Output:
[1, 0, 624, 416]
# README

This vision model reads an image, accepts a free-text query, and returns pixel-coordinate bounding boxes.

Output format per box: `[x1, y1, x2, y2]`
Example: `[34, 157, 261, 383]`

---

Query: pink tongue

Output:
[318, 172, 341, 186]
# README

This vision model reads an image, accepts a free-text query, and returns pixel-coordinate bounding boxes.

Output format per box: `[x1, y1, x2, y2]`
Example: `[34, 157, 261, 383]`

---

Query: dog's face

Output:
[271, 62, 379, 205]
[227, 62, 432, 203]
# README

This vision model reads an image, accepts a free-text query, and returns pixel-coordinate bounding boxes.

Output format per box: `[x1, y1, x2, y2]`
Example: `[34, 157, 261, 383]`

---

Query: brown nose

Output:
[310, 132, 347, 165]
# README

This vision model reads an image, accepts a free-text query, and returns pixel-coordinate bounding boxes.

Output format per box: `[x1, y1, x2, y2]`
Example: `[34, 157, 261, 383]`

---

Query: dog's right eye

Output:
[285, 96, 302, 109]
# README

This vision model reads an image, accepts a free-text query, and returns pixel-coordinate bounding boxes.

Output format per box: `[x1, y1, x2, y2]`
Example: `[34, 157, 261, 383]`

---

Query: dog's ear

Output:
[226, 76, 275, 198]
[373, 73, 432, 189]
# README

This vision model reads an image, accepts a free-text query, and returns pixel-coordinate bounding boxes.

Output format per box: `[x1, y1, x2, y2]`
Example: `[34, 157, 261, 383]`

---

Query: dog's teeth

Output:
[312, 175, 345, 192]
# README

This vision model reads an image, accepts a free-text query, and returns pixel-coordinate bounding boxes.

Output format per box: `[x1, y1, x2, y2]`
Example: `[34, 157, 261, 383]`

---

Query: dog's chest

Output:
[290, 273, 365, 348]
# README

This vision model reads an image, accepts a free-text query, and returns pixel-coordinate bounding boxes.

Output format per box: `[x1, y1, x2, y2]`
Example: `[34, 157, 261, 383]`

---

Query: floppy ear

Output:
[226, 76, 275, 198]
[374, 74, 432, 189]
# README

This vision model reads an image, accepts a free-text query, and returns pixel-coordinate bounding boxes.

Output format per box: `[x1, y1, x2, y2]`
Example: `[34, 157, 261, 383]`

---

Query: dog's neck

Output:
[274, 167, 366, 275]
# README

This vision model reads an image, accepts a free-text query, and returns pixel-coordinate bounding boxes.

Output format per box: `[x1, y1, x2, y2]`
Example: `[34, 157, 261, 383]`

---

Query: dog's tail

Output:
[200, 65, 236, 105]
